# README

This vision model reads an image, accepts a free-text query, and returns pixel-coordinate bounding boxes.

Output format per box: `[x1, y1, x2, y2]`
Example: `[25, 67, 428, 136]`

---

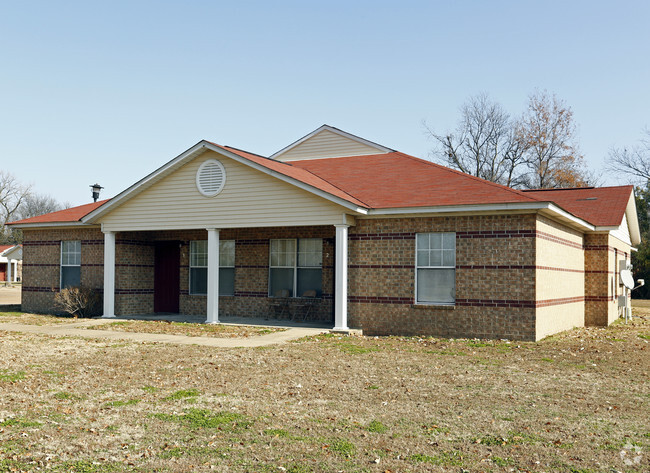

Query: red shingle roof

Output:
[290, 152, 541, 208]
[6, 145, 633, 230]
[8, 200, 110, 225]
[522, 186, 633, 227]
[0, 245, 13, 253]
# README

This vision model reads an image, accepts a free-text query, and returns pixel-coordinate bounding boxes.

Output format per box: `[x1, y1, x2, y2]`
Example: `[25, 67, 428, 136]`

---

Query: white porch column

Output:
[12, 260, 17, 282]
[6, 258, 12, 286]
[205, 228, 220, 324]
[334, 224, 350, 332]
[103, 231, 116, 318]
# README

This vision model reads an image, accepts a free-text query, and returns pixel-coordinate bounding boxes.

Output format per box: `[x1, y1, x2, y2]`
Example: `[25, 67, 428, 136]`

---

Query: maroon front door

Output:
[154, 242, 180, 313]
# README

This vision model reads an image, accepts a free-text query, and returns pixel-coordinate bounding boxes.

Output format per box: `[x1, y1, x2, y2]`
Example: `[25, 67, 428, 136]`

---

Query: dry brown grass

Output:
[86, 320, 286, 338]
[0, 307, 648, 472]
[0, 310, 77, 325]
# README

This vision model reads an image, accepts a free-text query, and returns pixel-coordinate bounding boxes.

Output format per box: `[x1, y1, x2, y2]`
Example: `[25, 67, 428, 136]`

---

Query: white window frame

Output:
[415, 232, 456, 305]
[189, 240, 235, 296]
[269, 238, 322, 297]
[60, 240, 81, 289]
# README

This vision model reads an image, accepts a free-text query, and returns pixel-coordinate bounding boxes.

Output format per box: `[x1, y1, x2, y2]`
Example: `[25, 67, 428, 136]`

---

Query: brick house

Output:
[0, 245, 22, 284]
[9, 125, 640, 340]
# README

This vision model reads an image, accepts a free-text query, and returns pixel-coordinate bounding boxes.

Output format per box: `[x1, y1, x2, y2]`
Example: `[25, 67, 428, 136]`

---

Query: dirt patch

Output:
[0, 309, 648, 472]
[85, 320, 287, 338]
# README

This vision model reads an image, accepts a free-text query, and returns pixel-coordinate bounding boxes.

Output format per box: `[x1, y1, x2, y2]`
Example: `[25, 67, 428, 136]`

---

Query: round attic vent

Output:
[196, 159, 226, 197]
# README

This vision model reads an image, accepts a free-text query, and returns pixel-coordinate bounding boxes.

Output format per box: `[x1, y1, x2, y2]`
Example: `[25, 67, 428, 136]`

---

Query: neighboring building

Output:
[0, 245, 22, 284]
[8, 125, 640, 340]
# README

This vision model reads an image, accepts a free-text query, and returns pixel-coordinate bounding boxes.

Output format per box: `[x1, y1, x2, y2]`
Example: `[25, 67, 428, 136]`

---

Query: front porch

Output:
[100, 225, 351, 331]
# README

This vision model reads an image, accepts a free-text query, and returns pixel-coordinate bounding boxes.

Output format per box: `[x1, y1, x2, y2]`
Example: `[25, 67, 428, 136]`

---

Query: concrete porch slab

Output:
[102, 313, 333, 330]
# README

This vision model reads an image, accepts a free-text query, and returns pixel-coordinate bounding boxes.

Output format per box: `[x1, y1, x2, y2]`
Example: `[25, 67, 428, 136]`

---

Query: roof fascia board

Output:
[625, 192, 641, 245]
[270, 125, 392, 160]
[83, 141, 369, 223]
[83, 142, 209, 223]
[366, 202, 595, 231]
[10, 222, 97, 230]
[0, 245, 19, 257]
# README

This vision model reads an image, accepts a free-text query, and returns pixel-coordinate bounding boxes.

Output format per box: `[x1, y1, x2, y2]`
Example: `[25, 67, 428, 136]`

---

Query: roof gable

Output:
[94, 149, 353, 231]
[271, 125, 392, 161]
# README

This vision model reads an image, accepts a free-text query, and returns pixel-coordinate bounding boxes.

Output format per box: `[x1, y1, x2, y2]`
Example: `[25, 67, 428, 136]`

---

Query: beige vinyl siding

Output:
[98, 150, 349, 231]
[277, 129, 386, 161]
[535, 216, 585, 340]
[610, 215, 631, 245]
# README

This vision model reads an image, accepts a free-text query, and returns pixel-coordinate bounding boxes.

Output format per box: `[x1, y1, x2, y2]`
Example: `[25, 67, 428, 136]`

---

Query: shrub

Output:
[54, 286, 101, 317]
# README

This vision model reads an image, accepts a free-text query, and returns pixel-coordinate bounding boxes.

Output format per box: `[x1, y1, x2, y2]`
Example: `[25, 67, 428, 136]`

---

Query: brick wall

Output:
[348, 215, 539, 340]
[21, 226, 334, 321]
[584, 233, 631, 326]
[21, 227, 104, 314]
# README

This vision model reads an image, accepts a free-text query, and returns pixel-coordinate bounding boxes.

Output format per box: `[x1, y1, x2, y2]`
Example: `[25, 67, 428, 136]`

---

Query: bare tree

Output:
[0, 171, 31, 243]
[517, 91, 592, 189]
[606, 129, 650, 182]
[424, 93, 525, 186]
[15, 192, 69, 221]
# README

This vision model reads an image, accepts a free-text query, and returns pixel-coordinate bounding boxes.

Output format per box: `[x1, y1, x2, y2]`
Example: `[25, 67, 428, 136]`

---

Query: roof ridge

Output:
[522, 185, 634, 192]
[392, 152, 542, 203]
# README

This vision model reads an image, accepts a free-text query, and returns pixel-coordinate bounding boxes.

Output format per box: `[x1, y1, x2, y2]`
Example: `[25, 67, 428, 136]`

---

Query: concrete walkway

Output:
[0, 286, 21, 305]
[0, 317, 331, 348]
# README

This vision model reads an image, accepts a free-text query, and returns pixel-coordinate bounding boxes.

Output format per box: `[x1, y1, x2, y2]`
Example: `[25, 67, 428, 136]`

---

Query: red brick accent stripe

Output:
[349, 233, 415, 241]
[350, 296, 585, 308]
[235, 291, 268, 298]
[22, 286, 58, 292]
[584, 245, 618, 253]
[115, 289, 154, 295]
[585, 295, 615, 302]
[536, 296, 584, 307]
[535, 231, 583, 250]
[23, 263, 59, 267]
[456, 298, 536, 308]
[457, 229, 536, 239]
[23, 241, 61, 246]
[349, 264, 413, 269]
[349, 295, 413, 304]
[535, 266, 584, 274]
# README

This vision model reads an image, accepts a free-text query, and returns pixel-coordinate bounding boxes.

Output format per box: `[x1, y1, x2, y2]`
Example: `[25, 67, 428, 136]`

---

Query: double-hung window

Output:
[189, 240, 235, 296]
[60, 240, 81, 289]
[269, 238, 322, 297]
[416, 232, 455, 304]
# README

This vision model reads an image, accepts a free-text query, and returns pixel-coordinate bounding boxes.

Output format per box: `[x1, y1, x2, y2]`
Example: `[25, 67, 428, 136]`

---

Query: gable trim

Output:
[82, 141, 370, 224]
[270, 125, 393, 160]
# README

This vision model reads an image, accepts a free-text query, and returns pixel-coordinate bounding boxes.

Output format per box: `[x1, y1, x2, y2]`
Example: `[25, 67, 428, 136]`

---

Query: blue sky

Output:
[1, 0, 649, 206]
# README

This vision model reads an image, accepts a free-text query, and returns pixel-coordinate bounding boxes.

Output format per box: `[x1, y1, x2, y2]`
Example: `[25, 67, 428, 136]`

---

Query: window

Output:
[189, 240, 235, 296]
[416, 232, 455, 304]
[60, 240, 81, 289]
[269, 238, 322, 297]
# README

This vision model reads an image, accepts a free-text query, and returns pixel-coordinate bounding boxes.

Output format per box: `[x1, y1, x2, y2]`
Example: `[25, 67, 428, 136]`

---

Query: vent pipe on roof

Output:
[90, 183, 104, 203]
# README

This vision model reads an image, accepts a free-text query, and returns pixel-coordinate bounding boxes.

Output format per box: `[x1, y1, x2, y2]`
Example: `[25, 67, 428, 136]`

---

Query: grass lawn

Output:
[0, 308, 648, 472]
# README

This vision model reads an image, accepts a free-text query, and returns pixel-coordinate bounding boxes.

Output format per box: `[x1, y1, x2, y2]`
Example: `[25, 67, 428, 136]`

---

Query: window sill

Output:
[411, 303, 455, 310]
